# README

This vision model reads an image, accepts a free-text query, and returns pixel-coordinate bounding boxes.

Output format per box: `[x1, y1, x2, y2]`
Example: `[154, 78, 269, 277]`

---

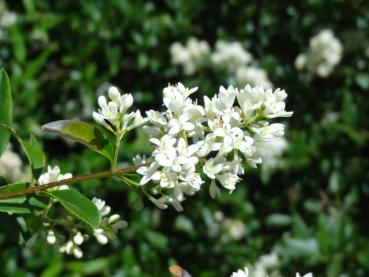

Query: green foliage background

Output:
[1, 0, 369, 276]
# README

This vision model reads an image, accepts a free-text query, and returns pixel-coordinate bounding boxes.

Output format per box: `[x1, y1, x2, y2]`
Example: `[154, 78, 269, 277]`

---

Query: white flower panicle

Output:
[170, 37, 210, 75]
[212, 41, 252, 73]
[38, 165, 72, 190]
[295, 29, 342, 77]
[46, 197, 127, 259]
[92, 86, 146, 135]
[137, 82, 292, 211]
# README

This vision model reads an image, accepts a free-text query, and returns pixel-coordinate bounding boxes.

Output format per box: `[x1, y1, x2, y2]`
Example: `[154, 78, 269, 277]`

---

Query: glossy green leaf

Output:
[0, 69, 12, 156]
[22, 135, 45, 170]
[49, 189, 101, 228]
[42, 120, 114, 162]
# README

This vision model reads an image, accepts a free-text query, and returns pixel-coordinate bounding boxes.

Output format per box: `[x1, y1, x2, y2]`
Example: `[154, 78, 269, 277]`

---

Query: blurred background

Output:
[1, 0, 369, 276]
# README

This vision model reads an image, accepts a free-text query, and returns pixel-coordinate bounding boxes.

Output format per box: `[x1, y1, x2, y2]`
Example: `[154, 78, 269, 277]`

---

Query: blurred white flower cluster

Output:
[0, 144, 24, 182]
[93, 86, 146, 136]
[208, 211, 246, 243]
[295, 29, 343, 77]
[247, 253, 280, 277]
[235, 66, 273, 89]
[170, 38, 272, 89]
[137, 82, 292, 211]
[46, 197, 127, 258]
[255, 137, 288, 171]
[0, 5, 17, 41]
[170, 37, 210, 75]
[211, 40, 253, 73]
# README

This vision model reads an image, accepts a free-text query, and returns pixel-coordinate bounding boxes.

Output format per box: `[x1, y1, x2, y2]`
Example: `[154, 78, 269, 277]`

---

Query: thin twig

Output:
[0, 164, 148, 200]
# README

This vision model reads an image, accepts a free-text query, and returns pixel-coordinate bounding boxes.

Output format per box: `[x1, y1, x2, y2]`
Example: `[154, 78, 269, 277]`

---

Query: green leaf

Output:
[0, 69, 13, 156]
[0, 183, 31, 214]
[42, 120, 114, 162]
[49, 189, 101, 228]
[0, 183, 27, 204]
[22, 135, 45, 170]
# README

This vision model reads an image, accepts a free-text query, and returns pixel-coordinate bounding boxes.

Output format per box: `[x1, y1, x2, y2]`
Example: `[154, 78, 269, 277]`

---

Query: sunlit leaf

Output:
[42, 120, 114, 162]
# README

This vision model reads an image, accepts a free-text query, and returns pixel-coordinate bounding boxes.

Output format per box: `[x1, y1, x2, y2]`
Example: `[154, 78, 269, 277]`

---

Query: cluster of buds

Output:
[92, 86, 146, 136]
[137, 83, 292, 211]
[45, 197, 127, 259]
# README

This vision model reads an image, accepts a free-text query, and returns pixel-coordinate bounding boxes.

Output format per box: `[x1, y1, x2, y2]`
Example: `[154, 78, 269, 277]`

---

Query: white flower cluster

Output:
[93, 86, 146, 136]
[137, 83, 292, 211]
[295, 29, 343, 78]
[170, 37, 210, 75]
[38, 165, 72, 190]
[0, 8, 17, 41]
[0, 144, 23, 182]
[46, 197, 127, 258]
[235, 66, 272, 89]
[255, 137, 288, 171]
[170, 38, 273, 89]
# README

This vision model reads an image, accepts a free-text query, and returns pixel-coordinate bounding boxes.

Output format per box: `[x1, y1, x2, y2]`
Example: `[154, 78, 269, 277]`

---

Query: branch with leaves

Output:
[0, 68, 293, 258]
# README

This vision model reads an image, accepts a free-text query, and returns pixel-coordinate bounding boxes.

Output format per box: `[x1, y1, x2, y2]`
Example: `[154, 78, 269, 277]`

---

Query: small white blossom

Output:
[46, 230, 56, 245]
[38, 165, 72, 190]
[170, 37, 210, 75]
[295, 29, 342, 77]
[73, 232, 84, 245]
[92, 197, 111, 216]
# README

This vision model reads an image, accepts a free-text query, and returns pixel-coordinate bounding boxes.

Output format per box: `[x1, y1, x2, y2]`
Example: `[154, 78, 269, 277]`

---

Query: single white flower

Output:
[38, 165, 72, 190]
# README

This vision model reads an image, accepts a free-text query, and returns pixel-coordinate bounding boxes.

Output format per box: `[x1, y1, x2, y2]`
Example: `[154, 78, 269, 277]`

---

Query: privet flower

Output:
[92, 86, 146, 135]
[0, 144, 23, 182]
[92, 197, 128, 244]
[235, 66, 272, 89]
[211, 41, 252, 73]
[170, 37, 210, 75]
[38, 165, 72, 190]
[295, 29, 342, 77]
[137, 83, 292, 211]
